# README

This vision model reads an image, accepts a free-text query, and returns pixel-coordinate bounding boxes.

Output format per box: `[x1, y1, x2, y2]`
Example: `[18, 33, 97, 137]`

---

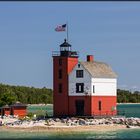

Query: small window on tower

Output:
[76, 83, 84, 93]
[58, 83, 62, 93]
[76, 70, 83, 78]
[59, 69, 62, 79]
[59, 59, 62, 66]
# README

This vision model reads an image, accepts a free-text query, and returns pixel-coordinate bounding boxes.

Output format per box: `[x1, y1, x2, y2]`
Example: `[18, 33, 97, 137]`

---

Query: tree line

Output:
[0, 83, 53, 107]
[117, 89, 140, 103]
[0, 83, 140, 107]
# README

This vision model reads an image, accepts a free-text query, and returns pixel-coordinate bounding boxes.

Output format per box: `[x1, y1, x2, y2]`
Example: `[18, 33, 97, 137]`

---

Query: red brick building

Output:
[52, 39, 117, 117]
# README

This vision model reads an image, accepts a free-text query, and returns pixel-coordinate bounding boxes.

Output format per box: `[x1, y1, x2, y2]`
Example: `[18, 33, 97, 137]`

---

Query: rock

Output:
[85, 121, 90, 125]
[66, 119, 72, 126]
[104, 121, 111, 124]
[61, 118, 67, 123]
[89, 119, 94, 122]
[136, 120, 140, 126]
[79, 119, 86, 125]
[54, 118, 61, 122]
[126, 125, 131, 128]
[71, 117, 77, 120]
[71, 122, 77, 126]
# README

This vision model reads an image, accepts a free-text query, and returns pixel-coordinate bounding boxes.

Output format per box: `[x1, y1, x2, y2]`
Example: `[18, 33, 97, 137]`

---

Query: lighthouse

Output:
[52, 39, 117, 117]
[52, 39, 79, 117]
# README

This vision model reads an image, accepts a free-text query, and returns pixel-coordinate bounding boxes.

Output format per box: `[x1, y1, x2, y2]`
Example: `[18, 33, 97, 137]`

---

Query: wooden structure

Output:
[0, 102, 27, 118]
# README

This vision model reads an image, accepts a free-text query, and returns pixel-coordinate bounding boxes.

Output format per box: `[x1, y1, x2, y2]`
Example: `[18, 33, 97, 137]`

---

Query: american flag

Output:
[55, 24, 66, 32]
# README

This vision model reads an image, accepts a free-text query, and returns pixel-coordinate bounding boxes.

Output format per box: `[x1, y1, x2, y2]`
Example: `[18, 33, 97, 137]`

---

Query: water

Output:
[1, 129, 140, 139]
[117, 104, 140, 118]
[27, 103, 140, 118]
[0, 104, 140, 139]
[27, 104, 53, 116]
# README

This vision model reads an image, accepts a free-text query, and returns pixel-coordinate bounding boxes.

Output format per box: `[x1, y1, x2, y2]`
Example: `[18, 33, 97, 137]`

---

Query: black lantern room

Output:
[59, 39, 78, 57]
[52, 39, 79, 57]
[60, 39, 71, 56]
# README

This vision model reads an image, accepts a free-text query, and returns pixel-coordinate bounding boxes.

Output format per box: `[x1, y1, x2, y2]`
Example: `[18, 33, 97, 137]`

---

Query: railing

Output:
[52, 51, 79, 57]
[52, 51, 60, 56]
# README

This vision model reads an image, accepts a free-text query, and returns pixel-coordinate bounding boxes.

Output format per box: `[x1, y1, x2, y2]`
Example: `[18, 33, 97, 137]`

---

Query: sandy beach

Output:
[1, 115, 140, 134]
[0, 124, 127, 133]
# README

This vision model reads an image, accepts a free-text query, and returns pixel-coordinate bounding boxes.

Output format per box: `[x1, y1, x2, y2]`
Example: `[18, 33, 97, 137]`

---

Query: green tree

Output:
[0, 88, 17, 106]
[0, 83, 53, 105]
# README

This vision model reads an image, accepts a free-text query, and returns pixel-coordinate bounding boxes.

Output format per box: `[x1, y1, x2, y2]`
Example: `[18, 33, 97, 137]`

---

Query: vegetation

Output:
[0, 83, 140, 107]
[0, 89, 17, 106]
[117, 89, 140, 103]
[0, 83, 53, 107]
[27, 112, 34, 119]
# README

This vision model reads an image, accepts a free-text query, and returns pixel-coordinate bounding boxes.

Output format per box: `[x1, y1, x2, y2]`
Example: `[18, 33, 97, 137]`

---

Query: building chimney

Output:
[87, 55, 94, 62]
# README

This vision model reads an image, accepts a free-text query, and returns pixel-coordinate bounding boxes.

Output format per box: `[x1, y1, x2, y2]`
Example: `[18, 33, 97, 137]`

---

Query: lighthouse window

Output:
[58, 83, 62, 93]
[59, 69, 62, 79]
[76, 70, 83, 78]
[59, 59, 62, 66]
[76, 83, 84, 93]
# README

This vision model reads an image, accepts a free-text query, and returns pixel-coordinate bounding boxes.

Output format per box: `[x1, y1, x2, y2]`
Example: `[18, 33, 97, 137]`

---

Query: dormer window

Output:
[76, 70, 83, 78]
[78, 64, 80, 68]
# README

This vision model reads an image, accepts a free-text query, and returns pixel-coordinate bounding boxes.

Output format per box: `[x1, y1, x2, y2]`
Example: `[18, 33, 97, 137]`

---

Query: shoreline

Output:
[1, 116, 140, 134]
[27, 103, 140, 106]
[0, 124, 128, 133]
[117, 103, 140, 104]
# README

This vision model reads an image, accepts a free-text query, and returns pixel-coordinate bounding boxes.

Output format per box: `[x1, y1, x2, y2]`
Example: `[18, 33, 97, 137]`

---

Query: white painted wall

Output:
[69, 63, 91, 96]
[69, 63, 117, 96]
[91, 78, 117, 96]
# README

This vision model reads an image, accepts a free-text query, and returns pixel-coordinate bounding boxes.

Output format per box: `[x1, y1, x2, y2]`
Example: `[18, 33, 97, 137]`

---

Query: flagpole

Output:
[67, 22, 69, 43]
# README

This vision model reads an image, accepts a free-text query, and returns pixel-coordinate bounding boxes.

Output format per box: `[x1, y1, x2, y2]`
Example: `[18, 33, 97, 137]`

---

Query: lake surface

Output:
[28, 104, 53, 116]
[0, 104, 140, 139]
[28, 103, 140, 118]
[117, 103, 140, 118]
[1, 128, 140, 139]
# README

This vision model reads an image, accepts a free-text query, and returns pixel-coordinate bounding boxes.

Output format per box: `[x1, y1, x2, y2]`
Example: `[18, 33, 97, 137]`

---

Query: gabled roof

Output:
[2, 105, 10, 108]
[10, 101, 27, 107]
[80, 61, 117, 78]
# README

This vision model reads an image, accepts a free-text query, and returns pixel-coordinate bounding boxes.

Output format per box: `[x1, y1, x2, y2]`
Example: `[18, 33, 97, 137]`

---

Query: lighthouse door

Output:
[75, 100, 84, 116]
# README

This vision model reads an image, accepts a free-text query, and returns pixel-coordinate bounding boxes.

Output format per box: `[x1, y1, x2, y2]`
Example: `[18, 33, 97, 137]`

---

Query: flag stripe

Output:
[62, 24, 66, 28]
[55, 24, 66, 32]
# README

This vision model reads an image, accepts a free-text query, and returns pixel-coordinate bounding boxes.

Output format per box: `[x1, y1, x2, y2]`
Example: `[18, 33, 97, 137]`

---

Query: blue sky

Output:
[0, 2, 140, 91]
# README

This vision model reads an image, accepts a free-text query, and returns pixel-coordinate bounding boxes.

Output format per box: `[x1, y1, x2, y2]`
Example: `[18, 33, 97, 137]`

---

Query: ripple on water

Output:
[0, 129, 140, 139]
